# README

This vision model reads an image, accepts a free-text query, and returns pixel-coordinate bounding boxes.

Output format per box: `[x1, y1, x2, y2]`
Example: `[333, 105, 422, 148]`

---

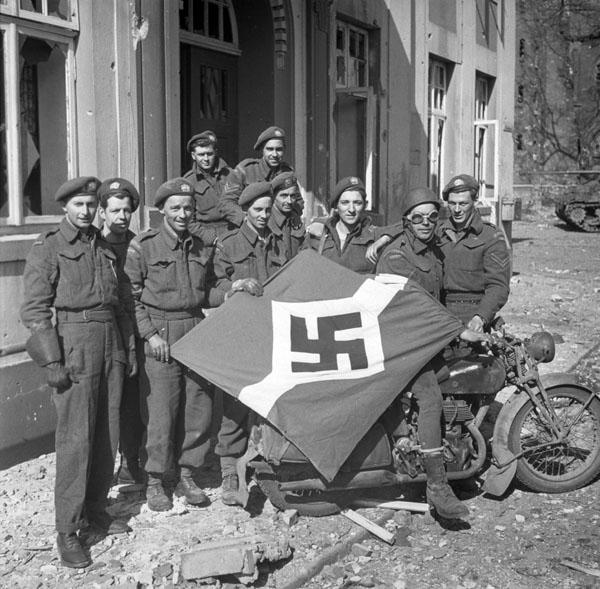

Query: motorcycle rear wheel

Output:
[256, 474, 354, 517]
[508, 387, 600, 493]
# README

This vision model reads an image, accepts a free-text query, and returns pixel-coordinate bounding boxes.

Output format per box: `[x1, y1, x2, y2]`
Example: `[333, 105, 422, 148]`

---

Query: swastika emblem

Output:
[238, 279, 405, 417]
[290, 313, 368, 372]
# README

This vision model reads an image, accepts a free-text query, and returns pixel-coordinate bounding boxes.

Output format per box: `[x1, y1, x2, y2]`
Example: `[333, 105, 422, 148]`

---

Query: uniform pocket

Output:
[147, 257, 178, 293]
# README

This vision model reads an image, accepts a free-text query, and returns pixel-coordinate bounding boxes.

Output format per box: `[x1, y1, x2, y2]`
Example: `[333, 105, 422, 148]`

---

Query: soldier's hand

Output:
[46, 362, 71, 390]
[127, 350, 138, 377]
[467, 315, 485, 333]
[148, 334, 170, 363]
[366, 236, 391, 264]
[230, 278, 264, 297]
[459, 328, 492, 349]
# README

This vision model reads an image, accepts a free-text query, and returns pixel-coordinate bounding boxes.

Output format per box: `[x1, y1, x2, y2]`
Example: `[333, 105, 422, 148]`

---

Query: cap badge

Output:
[454, 178, 465, 187]
[208, 134, 215, 141]
[181, 183, 191, 192]
[274, 129, 282, 136]
[350, 177, 359, 185]
[86, 181, 97, 191]
[109, 181, 120, 190]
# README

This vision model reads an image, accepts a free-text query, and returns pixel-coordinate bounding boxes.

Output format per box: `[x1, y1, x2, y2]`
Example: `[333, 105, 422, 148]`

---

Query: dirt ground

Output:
[1, 211, 599, 588]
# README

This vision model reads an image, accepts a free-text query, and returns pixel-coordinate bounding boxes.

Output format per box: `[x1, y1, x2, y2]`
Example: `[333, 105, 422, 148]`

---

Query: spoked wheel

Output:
[508, 386, 600, 493]
[256, 474, 358, 517]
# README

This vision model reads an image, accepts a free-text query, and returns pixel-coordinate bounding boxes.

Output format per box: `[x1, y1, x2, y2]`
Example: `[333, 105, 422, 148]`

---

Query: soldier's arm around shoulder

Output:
[478, 225, 511, 322]
[212, 235, 236, 298]
[124, 232, 156, 340]
[220, 165, 246, 227]
[20, 231, 59, 331]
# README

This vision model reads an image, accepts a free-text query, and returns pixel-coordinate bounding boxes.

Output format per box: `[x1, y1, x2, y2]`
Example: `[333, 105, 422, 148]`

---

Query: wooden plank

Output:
[341, 509, 395, 545]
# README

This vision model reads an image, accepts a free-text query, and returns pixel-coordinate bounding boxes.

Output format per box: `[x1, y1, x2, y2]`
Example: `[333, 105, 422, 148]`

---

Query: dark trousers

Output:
[119, 340, 144, 465]
[215, 395, 250, 475]
[140, 316, 213, 475]
[445, 299, 480, 327]
[54, 319, 124, 534]
[409, 364, 444, 449]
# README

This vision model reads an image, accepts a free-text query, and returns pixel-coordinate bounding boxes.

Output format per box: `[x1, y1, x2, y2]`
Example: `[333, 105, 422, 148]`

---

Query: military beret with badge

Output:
[253, 126, 285, 151]
[238, 181, 273, 208]
[154, 178, 195, 208]
[98, 177, 140, 211]
[330, 176, 366, 208]
[54, 176, 101, 203]
[442, 174, 479, 201]
[187, 130, 218, 153]
[271, 172, 298, 194]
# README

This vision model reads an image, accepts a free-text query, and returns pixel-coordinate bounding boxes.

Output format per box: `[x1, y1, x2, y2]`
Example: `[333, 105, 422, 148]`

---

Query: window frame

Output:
[427, 58, 449, 196]
[0, 18, 78, 227]
[179, 0, 240, 56]
[0, 0, 79, 31]
[334, 18, 376, 210]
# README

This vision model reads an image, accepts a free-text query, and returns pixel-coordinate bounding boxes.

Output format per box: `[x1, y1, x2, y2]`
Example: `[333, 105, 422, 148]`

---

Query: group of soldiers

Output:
[19, 125, 510, 569]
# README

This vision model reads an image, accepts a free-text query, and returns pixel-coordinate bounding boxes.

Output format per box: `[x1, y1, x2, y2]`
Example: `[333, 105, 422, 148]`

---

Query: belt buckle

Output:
[83, 309, 89, 321]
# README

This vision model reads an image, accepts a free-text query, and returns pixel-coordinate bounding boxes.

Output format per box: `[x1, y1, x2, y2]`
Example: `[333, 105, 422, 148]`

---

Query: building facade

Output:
[0, 0, 515, 465]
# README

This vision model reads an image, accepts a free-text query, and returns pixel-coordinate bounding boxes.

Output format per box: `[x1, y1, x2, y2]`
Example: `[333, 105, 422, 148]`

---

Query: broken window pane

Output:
[19, 34, 68, 217]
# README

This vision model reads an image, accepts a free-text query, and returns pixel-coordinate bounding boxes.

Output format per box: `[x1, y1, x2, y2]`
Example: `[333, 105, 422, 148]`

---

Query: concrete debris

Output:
[280, 509, 299, 528]
[180, 534, 291, 582]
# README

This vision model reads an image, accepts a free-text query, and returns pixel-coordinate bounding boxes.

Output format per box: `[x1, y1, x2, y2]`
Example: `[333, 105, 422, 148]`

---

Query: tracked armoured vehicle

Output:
[555, 182, 600, 232]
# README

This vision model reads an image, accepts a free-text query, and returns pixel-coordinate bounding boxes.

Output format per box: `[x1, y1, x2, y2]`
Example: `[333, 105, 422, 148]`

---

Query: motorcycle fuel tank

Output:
[439, 352, 506, 397]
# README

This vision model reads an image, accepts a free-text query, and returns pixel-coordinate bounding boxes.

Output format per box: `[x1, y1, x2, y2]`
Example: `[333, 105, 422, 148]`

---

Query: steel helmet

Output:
[526, 331, 556, 363]
[401, 187, 441, 218]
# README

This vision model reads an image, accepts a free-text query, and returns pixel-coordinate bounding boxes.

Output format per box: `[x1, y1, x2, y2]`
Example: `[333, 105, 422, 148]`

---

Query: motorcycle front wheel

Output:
[508, 386, 600, 493]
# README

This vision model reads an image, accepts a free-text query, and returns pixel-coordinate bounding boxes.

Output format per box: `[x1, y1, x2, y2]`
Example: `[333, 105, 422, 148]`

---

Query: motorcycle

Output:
[235, 322, 600, 515]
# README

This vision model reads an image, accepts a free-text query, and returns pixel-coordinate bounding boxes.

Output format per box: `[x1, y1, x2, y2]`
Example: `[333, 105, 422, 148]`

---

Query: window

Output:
[1, 2, 77, 226]
[179, 0, 238, 53]
[474, 73, 497, 204]
[336, 21, 368, 89]
[334, 19, 376, 209]
[1, 0, 77, 28]
[427, 59, 449, 195]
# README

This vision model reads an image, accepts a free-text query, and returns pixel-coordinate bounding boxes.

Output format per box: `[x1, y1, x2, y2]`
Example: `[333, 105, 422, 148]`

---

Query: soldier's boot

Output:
[221, 473, 241, 506]
[146, 474, 172, 512]
[87, 510, 131, 535]
[117, 457, 145, 485]
[180, 467, 210, 506]
[56, 532, 91, 569]
[423, 453, 469, 520]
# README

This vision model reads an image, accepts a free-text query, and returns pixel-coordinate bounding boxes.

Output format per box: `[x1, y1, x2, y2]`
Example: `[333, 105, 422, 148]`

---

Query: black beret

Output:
[253, 126, 285, 151]
[442, 174, 479, 201]
[187, 130, 218, 153]
[98, 177, 140, 212]
[154, 178, 195, 208]
[271, 172, 298, 194]
[239, 181, 273, 207]
[54, 176, 101, 203]
[331, 176, 366, 207]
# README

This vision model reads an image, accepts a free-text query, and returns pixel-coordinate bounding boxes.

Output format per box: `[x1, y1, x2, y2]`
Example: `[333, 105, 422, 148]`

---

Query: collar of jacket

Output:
[60, 216, 99, 243]
[269, 206, 289, 233]
[441, 207, 484, 237]
[192, 157, 229, 180]
[241, 218, 271, 245]
[161, 218, 191, 250]
[325, 214, 370, 239]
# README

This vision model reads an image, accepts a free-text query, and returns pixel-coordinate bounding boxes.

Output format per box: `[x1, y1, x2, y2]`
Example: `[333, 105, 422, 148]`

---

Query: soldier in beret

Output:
[220, 126, 293, 227]
[20, 176, 133, 568]
[269, 172, 306, 261]
[183, 130, 233, 242]
[97, 178, 145, 485]
[305, 176, 379, 274]
[438, 174, 510, 330]
[213, 181, 286, 505]
[124, 178, 234, 512]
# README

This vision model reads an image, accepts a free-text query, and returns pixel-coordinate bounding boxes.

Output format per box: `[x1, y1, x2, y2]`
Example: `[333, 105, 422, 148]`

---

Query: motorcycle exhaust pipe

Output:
[278, 422, 488, 492]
